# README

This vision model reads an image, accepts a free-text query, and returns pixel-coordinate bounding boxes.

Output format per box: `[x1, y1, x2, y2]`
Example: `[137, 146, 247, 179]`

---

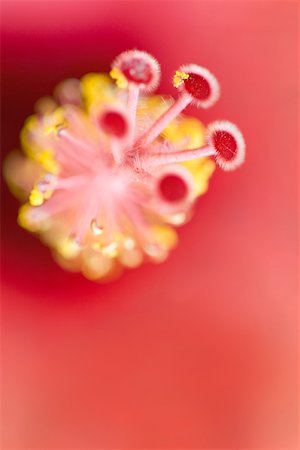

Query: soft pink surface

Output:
[1, 1, 298, 448]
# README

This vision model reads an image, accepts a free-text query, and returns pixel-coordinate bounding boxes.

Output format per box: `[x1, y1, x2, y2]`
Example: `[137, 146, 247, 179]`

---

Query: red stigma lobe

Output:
[100, 111, 128, 138]
[159, 174, 188, 203]
[121, 58, 153, 84]
[184, 73, 211, 100]
[213, 130, 237, 161]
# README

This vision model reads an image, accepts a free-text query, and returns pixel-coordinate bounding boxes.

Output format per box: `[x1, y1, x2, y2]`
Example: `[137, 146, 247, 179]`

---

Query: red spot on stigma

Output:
[159, 174, 188, 203]
[121, 58, 153, 84]
[100, 111, 128, 138]
[213, 130, 237, 161]
[184, 73, 211, 100]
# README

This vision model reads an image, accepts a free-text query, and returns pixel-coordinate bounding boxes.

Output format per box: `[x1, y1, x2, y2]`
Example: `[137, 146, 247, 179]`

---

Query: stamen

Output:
[82, 250, 113, 280]
[18, 204, 48, 232]
[37, 173, 57, 198]
[29, 187, 44, 206]
[57, 128, 96, 154]
[55, 175, 88, 190]
[123, 236, 136, 250]
[120, 247, 143, 268]
[44, 122, 65, 136]
[144, 243, 168, 263]
[28, 173, 57, 206]
[54, 78, 82, 107]
[167, 212, 188, 226]
[56, 236, 82, 260]
[35, 149, 59, 175]
[137, 91, 192, 146]
[56, 128, 100, 171]
[110, 68, 128, 89]
[102, 241, 119, 258]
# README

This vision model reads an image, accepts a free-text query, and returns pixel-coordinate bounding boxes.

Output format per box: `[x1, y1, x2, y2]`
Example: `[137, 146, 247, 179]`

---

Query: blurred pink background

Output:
[1, 1, 299, 448]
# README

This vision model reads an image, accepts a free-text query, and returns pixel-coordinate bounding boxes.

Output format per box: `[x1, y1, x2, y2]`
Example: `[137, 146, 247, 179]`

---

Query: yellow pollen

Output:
[152, 225, 178, 250]
[44, 122, 66, 136]
[168, 213, 187, 226]
[120, 248, 143, 268]
[110, 68, 128, 89]
[173, 71, 189, 88]
[56, 237, 81, 260]
[29, 187, 44, 206]
[17, 204, 34, 230]
[91, 242, 102, 252]
[123, 236, 136, 251]
[36, 150, 59, 175]
[102, 241, 118, 258]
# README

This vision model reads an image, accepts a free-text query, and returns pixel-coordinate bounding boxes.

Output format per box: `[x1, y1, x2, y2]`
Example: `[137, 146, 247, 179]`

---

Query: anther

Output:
[173, 71, 189, 88]
[56, 236, 82, 260]
[29, 187, 44, 206]
[37, 173, 57, 198]
[102, 241, 119, 258]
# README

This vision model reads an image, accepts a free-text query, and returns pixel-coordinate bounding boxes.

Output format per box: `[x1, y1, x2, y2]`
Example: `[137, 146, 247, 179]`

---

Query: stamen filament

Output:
[56, 175, 89, 190]
[74, 190, 99, 242]
[58, 129, 98, 156]
[110, 139, 123, 164]
[137, 91, 192, 146]
[57, 141, 96, 170]
[57, 130, 99, 169]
